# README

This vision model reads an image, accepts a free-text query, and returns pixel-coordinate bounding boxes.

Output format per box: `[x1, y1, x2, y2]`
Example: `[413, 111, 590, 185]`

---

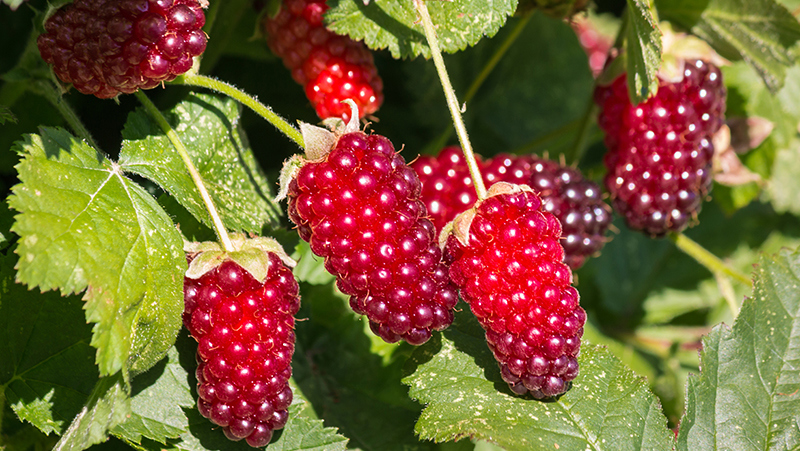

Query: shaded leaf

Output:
[111, 347, 195, 445]
[8, 127, 186, 376]
[677, 247, 800, 450]
[657, 0, 800, 92]
[53, 373, 130, 451]
[403, 309, 674, 450]
[324, 0, 517, 59]
[1, 252, 97, 436]
[0, 104, 17, 124]
[292, 282, 437, 450]
[120, 92, 281, 235]
[625, 0, 663, 103]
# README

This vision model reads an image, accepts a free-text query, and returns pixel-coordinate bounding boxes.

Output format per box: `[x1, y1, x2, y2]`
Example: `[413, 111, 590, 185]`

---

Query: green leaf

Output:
[403, 310, 675, 450]
[52, 373, 131, 451]
[403, 14, 595, 156]
[656, 0, 800, 93]
[324, 0, 517, 59]
[120, 92, 281, 235]
[111, 347, 195, 445]
[8, 127, 186, 376]
[677, 247, 800, 450]
[0, 104, 17, 124]
[769, 139, 800, 216]
[291, 241, 334, 285]
[1, 252, 97, 436]
[293, 282, 437, 450]
[625, 0, 663, 103]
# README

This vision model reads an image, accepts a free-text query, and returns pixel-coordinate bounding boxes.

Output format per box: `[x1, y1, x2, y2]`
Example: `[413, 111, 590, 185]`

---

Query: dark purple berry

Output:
[595, 59, 726, 236]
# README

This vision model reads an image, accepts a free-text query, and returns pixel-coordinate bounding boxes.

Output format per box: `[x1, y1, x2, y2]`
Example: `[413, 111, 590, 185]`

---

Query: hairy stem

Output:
[414, 0, 486, 200]
[428, 14, 532, 153]
[670, 232, 751, 287]
[135, 91, 233, 252]
[175, 74, 304, 147]
[31, 80, 100, 151]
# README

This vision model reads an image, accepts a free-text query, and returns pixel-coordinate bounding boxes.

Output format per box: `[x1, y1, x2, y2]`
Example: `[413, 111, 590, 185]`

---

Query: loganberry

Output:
[412, 149, 611, 269]
[37, 0, 207, 99]
[263, 0, 383, 120]
[283, 116, 457, 345]
[444, 183, 585, 398]
[595, 59, 726, 236]
[183, 237, 300, 448]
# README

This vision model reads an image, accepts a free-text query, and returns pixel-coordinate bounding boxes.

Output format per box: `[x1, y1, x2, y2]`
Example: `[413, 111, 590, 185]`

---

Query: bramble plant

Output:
[1, 0, 800, 450]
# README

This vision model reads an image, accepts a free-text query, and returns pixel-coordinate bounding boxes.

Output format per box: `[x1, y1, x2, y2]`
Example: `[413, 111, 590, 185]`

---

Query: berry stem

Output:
[134, 90, 234, 252]
[670, 232, 751, 287]
[426, 13, 532, 154]
[31, 80, 100, 151]
[413, 0, 487, 200]
[175, 73, 304, 147]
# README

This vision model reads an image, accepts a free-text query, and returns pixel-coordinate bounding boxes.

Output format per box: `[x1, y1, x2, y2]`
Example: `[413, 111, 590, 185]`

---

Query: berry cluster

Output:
[37, 0, 207, 99]
[263, 0, 383, 120]
[595, 59, 726, 236]
[444, 184, 585, 398]
[183, 257, 300, 448]
[287, 131, 458, 345]
[412, 150, 610, 269]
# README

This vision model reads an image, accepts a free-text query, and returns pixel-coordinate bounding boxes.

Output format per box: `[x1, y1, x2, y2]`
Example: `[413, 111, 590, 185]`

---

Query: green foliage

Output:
[678, 248, 800, 450]
[656, 0, 800, 93]
[624, 0, 663, 103]
[403, 309, 675, 450]
[325, 0, 517, 59]
[8, 127, 186, 377]
[120, 93, 281, 235]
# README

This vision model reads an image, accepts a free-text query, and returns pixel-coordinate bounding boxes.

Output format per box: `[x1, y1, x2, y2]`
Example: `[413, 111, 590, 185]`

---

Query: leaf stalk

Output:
[413, 0, 487, 200]
[175, 74, 304, 147]
[427, 13, 533, 153]
[134, 91, 234, 252]
[31, 80, 100, 151]
[670, 232, 751, 288]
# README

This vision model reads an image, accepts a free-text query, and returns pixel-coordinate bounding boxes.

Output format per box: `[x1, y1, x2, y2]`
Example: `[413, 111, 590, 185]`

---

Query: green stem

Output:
[31, 80, 100, 150]
[427, 13, 532, 153]
[414, 0, 486, 200]
[0, 387, 5, 448]
[670, 232, 751, 286]
[134, 91, 233, 252]
[564, 95, 598, 165]
[174, 73, 304, 147]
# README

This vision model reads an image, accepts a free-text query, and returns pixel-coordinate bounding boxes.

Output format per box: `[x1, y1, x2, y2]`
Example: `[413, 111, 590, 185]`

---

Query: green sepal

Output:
[184, 233, 295, 283]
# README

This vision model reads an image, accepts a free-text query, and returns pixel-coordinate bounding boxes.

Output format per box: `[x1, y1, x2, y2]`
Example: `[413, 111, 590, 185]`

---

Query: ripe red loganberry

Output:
[443, 183, 585, 398]
[286, 130, 458, 345]
[595, 59, 726, 236]
[412, 149, 611, 269]
[263, 0, 383, 121]
[184, 245, 300, 448]
[37, 0, 207, 99]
